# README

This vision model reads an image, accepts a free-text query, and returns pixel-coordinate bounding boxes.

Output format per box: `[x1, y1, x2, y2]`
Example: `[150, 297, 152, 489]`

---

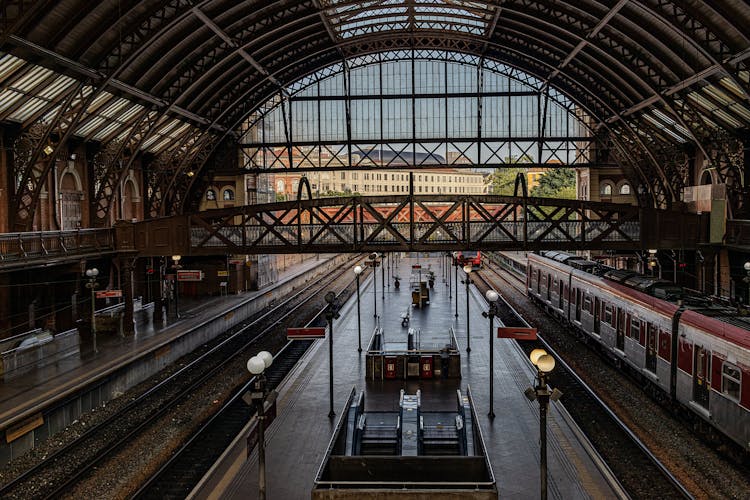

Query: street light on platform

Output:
[247, 350, 273, 500]
[354, 265, 363, 352]
[462, 264, 473, 352]
[453, 252, 459, 317]
[525, 349, 562, 500]
[743, 261, 750, 307]
[172, 255, 182, 318]
[381, 253, 386, 299]
[483, 289, 499, 418]
[369, 253, 379, 317]
[85, 267, 99, 353]
[325, 291, 340, 418]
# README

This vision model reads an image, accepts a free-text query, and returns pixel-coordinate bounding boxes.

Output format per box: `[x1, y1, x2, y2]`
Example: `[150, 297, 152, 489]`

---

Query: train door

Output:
[546, 274, 551, 301]
[593, 297, 600, 334]
[575, 289, 581, 321]
[692, 346, 710, 409]
[646, 323, 657, 372]
[559, 280, 564, 309]
[616, 307, 625, 351]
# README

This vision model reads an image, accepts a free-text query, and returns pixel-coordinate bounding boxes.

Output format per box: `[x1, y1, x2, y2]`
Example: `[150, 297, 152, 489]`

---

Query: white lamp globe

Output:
[257, 350, 273, 369]
[247, 356, 265, 375]
[530, 348, 547, 366]
[485, 289, 499, 302]
[537, 354, 556, 374]
[354, 265, 363, 275]
[463, 264, 472, 274]
[744, 261, 750, 272]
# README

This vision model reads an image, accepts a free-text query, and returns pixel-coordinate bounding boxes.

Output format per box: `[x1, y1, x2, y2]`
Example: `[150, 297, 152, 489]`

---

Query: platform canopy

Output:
[2, 1, 750, 215]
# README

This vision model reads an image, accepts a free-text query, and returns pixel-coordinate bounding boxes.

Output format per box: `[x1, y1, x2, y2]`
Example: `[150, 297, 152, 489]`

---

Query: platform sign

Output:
[217, 270, 229, 277]
[287, 327, 326, 340]
[497, 327, 537, 340]
[177, 270, 203, 281]
[95, 290, 122, 299]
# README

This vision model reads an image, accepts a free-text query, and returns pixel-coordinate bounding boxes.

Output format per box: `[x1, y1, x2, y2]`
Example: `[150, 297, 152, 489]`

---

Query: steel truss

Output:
[173, 194, 704, 255]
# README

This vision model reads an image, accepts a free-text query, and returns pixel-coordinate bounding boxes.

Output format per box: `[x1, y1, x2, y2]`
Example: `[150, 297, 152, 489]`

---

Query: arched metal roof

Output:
[2, 0, 750, 221]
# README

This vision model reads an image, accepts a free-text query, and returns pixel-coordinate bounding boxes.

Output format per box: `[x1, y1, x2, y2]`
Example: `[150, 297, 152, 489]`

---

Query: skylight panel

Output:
[76, 116, 107, 137]
[93, 122, 124, 141]
[13, 66, 52, 91]
[38, 75, 76, 99]
[116, 104, 145, 123]
[712, 109, 742, 128]
[719, 76, 748, 99]
[324, 0, 492, 38]
[9, 97, 47, 121]
[0, 90, 24, 114]
[702, 84, 732, 106]
[0, 54, 26, 80]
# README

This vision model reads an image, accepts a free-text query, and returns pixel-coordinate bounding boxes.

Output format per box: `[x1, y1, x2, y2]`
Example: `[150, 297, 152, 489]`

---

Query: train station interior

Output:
[1, 1, 750, 498]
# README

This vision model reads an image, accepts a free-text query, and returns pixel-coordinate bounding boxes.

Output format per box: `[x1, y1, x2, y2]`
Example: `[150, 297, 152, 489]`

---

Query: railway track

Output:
[132, 338, 315, 499]
[0, 258, 361, 500]
[473, 263, 693, 499]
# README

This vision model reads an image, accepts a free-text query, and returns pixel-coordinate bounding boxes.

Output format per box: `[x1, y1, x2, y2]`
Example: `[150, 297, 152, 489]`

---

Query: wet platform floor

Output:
[196, 255, 623, 500]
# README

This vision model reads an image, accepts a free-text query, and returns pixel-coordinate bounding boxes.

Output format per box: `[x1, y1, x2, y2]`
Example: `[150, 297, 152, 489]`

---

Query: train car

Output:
[455, 250, 481, 270]
[527, 251, 750, 453]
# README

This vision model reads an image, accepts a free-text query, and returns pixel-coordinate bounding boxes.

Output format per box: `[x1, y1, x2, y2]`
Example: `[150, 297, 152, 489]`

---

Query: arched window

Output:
[619, 183, 631, 195]
[600, 183, 613, 196]
[223, 189, 235, 201]
[206, 189, 216, 201]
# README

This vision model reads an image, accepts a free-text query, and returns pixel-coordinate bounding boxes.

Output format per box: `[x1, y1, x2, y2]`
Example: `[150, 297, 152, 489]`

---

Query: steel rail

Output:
[132, 281, 353, 498]
[0, 256, 361, 499]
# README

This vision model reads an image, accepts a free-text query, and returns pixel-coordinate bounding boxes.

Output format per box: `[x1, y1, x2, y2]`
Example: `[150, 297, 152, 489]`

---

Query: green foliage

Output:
[530, 168, 576, 199]
[488, 155, 533, 195]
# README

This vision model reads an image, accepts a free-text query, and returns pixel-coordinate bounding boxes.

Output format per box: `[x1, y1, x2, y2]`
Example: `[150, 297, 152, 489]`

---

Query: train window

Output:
[721, 363, 741, 400]
[583, 295, 592, 314]
[629, 318, 640, 339]
[604, 305, 612, 325]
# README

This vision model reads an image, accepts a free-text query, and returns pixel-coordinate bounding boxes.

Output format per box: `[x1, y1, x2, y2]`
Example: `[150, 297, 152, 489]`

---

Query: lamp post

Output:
[525, 349, 561, 500]
[85, 268, 99, 353]
[462, 264, 473, 352]
[448, 254, 452, 298]
[381, 253, 385, 299]
[172, 255, 182, 318]
[483, 289, 499, 418]
[354, 265, 363, 352]
[370, 253, 378, 317]
[453, 253, 459, 317]
[324, 291, 340, 418]
[247, 350, 273, 500]
[743, 262, 750, 306]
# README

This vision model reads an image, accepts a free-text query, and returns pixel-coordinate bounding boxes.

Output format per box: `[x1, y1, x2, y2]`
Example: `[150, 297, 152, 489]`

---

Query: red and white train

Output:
[526, 251, 750, 453]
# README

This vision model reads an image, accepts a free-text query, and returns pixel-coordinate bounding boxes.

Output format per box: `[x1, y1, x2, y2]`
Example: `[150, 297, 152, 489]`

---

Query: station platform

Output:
[196, 255, 624, 500]
[0, 256, 334, 444]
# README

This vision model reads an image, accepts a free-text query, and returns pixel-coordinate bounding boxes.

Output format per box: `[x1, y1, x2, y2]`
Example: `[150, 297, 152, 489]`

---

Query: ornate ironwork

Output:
[11, 82, 91, 230]
[168, 194, 704, 255]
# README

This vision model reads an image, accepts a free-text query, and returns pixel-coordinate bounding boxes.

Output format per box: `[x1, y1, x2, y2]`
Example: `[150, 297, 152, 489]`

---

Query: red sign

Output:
[287, 327, 326, 340]
[497, 327, 537, 340]
[177, 270, 203, 281]
[95, 290, 122, 299]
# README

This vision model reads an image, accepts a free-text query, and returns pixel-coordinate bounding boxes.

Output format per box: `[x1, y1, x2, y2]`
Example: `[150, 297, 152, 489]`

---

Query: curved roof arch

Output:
[1, 0, 749, 219]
